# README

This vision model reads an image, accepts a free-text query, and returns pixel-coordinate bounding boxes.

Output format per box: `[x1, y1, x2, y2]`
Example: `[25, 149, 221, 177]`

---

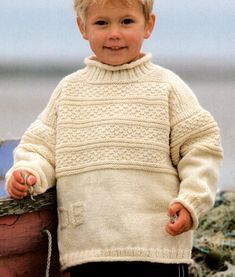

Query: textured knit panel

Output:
[55, 79, 176, 177]
[164, 71, 222, 166]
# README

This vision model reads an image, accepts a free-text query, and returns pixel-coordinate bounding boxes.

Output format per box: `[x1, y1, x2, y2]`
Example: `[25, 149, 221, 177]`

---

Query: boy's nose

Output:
[107, 26, 121, 40]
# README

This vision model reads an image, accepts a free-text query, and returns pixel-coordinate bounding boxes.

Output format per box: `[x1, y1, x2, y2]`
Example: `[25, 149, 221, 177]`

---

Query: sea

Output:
[0, 0, 235, 193]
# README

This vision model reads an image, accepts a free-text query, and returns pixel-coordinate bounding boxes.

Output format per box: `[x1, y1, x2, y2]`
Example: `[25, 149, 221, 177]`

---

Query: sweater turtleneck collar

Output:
[80, 53, 155, 83]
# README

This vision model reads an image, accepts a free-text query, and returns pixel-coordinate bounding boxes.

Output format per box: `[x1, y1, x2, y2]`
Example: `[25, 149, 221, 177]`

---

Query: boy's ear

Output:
[144, 13, 156, 39]
[77, 17, 88, 40]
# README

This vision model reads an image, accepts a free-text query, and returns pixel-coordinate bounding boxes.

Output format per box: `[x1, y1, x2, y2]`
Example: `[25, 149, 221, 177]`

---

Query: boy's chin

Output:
[100, 55, 142, 66]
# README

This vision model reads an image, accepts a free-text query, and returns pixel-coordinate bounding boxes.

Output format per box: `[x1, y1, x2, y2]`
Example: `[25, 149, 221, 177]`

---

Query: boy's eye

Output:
[121, 18, 134, 25]
[94, 20, 108, 26]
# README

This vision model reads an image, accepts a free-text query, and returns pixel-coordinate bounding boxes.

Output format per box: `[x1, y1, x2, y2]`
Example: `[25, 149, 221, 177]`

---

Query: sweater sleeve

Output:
[5, 81, 63, 196]
[168, 72, 223, 229]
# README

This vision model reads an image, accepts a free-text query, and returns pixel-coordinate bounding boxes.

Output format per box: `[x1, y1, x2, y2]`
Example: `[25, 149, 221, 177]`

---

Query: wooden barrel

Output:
[0, 140, 69, 277]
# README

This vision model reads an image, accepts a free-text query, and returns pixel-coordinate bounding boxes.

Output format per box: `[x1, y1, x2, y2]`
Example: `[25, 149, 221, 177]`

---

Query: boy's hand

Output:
[166, 202, 193, 236]
[7, 170, 36, 199]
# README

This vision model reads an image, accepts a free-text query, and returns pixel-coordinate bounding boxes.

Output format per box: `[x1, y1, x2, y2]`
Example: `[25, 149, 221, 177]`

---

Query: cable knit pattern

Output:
[6, 53, 223, 269]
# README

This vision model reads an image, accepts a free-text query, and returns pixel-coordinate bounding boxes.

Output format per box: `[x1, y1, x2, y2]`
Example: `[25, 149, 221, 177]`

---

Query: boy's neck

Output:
[92, 53, 145, 66]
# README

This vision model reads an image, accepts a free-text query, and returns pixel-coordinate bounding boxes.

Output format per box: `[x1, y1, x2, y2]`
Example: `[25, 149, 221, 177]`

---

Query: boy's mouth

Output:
[103, 46, 127, 51]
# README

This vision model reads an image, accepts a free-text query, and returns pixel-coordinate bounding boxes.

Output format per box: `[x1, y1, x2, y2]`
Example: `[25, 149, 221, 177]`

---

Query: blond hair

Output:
[74, 0, 154, 23]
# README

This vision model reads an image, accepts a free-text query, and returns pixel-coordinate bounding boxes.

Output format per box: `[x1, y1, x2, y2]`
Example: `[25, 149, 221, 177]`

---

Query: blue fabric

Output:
[0, 139, 19, 198]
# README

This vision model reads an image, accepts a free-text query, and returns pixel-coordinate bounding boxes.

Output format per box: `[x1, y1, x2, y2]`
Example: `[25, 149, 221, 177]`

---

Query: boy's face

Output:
[77, 0, 155, 65]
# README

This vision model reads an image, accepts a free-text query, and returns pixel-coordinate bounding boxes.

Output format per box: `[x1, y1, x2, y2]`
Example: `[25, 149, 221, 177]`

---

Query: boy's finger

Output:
[167, 202, 182, 216]
[26, 175, 36, 186]
[168, 217, 183, 230]
[12, 179, 28, 192]
[165, 224, 180, 236]
[8, 190, 22, 199]
[14, 170, 36, 186]
[9, 186, 27, 199]
[168, 204, 182, 225]
[166, 222, 185, 236]
[12, 170, 24, 183]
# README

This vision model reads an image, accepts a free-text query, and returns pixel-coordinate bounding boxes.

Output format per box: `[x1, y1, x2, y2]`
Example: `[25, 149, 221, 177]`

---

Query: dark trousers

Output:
[69, 261, 189, 277]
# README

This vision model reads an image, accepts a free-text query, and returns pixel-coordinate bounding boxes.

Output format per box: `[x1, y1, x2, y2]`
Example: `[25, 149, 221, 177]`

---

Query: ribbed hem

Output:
[60, 247, 192, 270]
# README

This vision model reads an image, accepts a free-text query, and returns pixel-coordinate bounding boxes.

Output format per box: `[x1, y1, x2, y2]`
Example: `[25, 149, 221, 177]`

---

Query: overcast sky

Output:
[0, 0, 234, 62]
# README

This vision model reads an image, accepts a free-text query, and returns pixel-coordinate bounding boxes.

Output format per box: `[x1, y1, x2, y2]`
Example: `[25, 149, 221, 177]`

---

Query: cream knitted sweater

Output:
[6, 53, 223, 270]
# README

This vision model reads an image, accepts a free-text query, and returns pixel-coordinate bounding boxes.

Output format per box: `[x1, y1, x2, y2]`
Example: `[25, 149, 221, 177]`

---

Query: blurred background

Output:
[0, 0, 234, 191]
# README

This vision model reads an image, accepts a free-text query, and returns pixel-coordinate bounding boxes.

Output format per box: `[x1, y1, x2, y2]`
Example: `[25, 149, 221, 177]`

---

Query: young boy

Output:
[6, 0, 223, 276]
